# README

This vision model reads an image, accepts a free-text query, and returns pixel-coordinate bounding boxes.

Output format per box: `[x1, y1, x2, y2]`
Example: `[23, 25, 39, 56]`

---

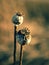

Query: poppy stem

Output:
[13, 25, 17, 65]
[19, 45, 23, 65]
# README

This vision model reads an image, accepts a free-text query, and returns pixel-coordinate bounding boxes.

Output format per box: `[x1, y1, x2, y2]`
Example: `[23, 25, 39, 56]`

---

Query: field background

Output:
[0, 0, 49, 65]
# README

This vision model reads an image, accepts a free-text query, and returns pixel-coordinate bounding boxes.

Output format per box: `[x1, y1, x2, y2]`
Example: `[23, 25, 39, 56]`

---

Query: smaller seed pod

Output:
[12, 12, 23, 26]
[16, 28, 31, 45]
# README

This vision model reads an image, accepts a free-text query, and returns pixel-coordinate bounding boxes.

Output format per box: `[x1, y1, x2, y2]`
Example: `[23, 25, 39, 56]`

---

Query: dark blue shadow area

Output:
[28, 58, 49, 65]
[9, 58, 49, 65]
[9, 59, 27, 65]
[9, 61, 19, 65]
[0, 49, 48, 65]
[0, 51, 10, 63]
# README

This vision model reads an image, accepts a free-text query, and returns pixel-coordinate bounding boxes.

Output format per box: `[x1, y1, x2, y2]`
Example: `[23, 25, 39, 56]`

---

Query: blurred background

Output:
[0, 0, 49, 65]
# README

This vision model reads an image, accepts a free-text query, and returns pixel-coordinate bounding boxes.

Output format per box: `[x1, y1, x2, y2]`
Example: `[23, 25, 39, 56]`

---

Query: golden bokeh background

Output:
[0, 0, 49, 65]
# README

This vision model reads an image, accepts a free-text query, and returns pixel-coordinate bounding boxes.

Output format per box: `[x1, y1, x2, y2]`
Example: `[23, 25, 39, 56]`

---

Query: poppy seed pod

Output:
[12, 12, 23, 26]
[16, 28, 31, 45]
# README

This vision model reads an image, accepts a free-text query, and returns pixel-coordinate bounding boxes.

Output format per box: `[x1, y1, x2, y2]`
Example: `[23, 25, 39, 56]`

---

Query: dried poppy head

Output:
[16, 28, 31, 45]
[12, 12, 23, 26]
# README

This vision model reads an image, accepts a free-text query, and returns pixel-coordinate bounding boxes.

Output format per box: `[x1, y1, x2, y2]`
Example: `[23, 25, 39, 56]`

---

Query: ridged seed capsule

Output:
[16, 28, 31, 45]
